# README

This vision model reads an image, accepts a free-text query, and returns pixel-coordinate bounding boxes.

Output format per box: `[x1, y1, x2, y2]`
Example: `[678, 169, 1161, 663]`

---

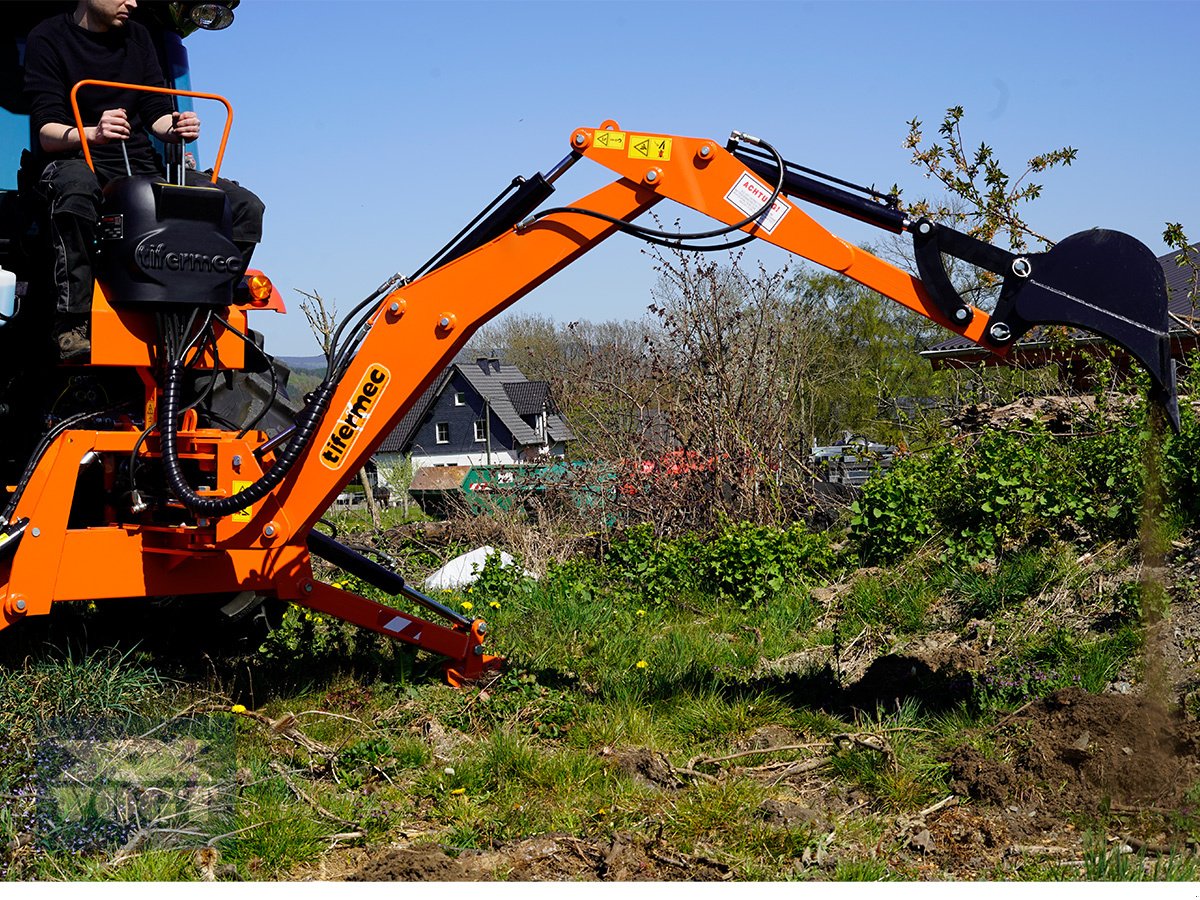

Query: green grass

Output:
[1080, 834, 1200, 881]
[0, 521, 1176, 882]
[840, 568, 938, 634]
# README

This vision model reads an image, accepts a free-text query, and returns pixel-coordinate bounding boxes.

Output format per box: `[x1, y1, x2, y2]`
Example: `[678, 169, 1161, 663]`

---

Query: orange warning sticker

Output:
[628, 135, 672, 161]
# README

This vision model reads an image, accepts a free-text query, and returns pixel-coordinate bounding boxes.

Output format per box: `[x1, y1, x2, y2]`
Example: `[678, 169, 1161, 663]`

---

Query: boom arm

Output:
[0, 120, 1180, 683]
[258, 122, 1178, 539]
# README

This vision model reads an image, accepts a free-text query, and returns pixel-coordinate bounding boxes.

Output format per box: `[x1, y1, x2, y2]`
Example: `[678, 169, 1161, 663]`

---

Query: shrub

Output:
[698, 521, 836, 607]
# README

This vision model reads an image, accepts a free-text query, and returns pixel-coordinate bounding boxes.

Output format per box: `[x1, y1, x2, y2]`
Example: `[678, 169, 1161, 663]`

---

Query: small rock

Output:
[1108, 681, 1133, 695]
[1071, 731, 1091, 751]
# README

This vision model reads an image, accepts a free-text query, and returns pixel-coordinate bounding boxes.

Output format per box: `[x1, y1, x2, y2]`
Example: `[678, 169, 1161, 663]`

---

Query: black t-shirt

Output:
[24, 12, 173, 176]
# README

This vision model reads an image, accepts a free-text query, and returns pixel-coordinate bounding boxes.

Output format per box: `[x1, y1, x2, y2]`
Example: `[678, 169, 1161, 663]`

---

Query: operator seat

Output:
[95, 174, 241, 310]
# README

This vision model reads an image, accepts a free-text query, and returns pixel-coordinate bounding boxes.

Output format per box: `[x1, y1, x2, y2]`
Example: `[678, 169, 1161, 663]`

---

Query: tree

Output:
[294, 287, 382, 528]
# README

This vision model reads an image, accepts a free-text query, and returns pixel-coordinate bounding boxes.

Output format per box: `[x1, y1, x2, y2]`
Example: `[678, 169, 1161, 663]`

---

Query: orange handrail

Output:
[68, 79, 234, 183]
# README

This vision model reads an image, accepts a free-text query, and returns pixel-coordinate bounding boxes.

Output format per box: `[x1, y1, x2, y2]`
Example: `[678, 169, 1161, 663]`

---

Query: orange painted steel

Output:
[69, 80, 234, 182]
[89, 281, 248, 369]
[0, 120, 1017, 682]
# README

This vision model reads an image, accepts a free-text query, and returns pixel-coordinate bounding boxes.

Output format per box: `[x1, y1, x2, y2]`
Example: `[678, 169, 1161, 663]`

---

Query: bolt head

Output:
[264, 525, 276, 538]
[389, 302, 400, 313]
[30, 527, 39, 538]
[15, 599, 25, 611]
[476, 622, 487, 635]
[232, 455, 243, 468]
[303, 582, 313, 594]
[953, 307, 970, 323]
[439, 317, 451, 328]
[644, 169, 658, 183]
[573, 133, 586, 146]
[699, 145, 712, 157]
[473, 646, 485, 656]
[918, 222, 932, 234]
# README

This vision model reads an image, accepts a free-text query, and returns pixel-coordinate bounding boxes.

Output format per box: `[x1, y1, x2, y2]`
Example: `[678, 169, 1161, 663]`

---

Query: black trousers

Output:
[34, 157, 265, 314]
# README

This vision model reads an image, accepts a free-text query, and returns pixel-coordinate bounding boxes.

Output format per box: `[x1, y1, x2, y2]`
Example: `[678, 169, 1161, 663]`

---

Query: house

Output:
[920, 245, 1200, 380]
[373, 351, 574, 493]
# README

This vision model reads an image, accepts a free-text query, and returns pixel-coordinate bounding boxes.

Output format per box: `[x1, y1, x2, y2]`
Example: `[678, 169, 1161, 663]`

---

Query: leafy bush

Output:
[467, 550, 531, 606]
[850, 397, 1195, 565]
[605, 524, 703, 605]
[850, 449, 942, 564]
[698, 521, 837, 607]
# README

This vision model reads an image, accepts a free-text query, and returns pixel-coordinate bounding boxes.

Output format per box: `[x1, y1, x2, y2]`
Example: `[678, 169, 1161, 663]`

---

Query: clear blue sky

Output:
[181, 0, 1200, 356]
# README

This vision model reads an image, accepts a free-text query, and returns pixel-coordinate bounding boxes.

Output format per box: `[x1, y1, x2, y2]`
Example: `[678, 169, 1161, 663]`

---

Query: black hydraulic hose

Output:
[158, 359, 338, 516]
[1, 401, 131, 524]
[212, 313, 279, 438]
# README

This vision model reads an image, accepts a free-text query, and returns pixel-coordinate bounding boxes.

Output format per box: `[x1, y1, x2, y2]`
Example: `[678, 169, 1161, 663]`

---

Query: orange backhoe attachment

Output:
[0, 102, 1180, 683]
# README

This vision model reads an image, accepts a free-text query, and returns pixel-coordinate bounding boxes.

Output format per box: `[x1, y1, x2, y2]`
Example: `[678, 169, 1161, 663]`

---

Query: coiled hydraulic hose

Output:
[157, 356, 336, 516]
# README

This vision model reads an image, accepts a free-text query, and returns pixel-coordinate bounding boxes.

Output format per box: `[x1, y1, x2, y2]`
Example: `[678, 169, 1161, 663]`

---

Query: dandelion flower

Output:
[636, 609, 646, 617]
[450, 788, 466, 796]
[230, 704, 247, 714]
[635, 660, 648, 670]
[489, 601, 501, 610]
[462, 601, 474, 611]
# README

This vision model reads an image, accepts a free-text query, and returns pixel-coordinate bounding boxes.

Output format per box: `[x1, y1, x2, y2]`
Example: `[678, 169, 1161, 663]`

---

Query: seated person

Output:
[23, 0, 265, 359]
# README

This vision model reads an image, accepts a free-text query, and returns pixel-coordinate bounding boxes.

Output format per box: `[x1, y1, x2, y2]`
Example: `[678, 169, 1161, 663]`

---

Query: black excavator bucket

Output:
[991, 229, 1180, 432]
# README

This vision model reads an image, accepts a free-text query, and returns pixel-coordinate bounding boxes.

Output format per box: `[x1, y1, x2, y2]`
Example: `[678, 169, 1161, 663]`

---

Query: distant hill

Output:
[278, 355, 328, 374]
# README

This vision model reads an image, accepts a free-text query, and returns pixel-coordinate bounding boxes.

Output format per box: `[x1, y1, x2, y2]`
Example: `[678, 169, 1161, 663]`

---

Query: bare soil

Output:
[948, 689, 1200, 813]
[348, 834, 731, 882]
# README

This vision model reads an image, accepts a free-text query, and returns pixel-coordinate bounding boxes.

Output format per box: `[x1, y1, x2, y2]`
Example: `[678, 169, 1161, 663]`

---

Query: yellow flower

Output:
[635, 660, 648, 670]
[230, 704, 247, 714]
[332, 581, 345, 590]
[450, 788, 466, 796]
[462, 601, 474, 611]
[489, 601, 501, 610]
[636, 609, 646, 617]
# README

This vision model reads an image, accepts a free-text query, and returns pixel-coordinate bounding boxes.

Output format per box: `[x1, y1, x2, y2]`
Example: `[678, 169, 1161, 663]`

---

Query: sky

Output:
[179, 0, 1200, 356]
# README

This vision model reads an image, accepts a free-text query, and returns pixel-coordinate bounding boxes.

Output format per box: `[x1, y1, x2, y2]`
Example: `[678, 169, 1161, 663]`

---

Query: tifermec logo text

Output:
[320, 365, 390, 469]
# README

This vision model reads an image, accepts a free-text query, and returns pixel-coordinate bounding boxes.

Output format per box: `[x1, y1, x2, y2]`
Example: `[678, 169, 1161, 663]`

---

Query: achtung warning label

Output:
[231, 480, 253, 522]
[724, 171, 790, 233]
[628, 135, 672, 161]
[594, 130, 626, 150]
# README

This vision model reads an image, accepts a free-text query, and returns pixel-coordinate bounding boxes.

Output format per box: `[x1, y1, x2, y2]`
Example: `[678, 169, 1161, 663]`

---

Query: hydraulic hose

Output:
[157, 357, 337, 516]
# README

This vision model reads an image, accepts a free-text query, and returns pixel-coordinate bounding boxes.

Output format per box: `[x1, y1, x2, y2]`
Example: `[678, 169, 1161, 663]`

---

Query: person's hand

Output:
[172, 110, 200, 143]
[94, 108, 130, 144]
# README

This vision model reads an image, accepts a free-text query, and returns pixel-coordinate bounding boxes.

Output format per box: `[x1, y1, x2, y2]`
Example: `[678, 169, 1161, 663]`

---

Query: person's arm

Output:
[38, 107, 131, 153]
[149, 110, 200, 144]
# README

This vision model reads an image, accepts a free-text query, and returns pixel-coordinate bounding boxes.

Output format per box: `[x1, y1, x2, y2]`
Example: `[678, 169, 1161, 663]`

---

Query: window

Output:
[453, 391, 466, 406]
[474, 420, 487, 442]
[435, 422, 449, 444]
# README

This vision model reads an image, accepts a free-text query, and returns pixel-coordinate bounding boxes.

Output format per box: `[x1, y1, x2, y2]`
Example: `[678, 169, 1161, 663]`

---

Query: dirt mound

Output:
[952, 688, 1200, 813]
[608, 748, 683, 790]
[351, 847, 473, 882]
[348, 833, 731, 881]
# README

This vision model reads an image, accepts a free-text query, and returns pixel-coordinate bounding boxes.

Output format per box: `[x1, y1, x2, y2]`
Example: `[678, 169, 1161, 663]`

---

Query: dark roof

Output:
[376, 351, 575, 454]
[503, 381, 550, 416]
[922, 245, 1199, 360]
[377, 368, 454, 453]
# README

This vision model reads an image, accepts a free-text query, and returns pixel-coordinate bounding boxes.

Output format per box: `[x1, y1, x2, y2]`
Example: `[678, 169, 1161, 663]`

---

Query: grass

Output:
[0, 527, 1184, 882]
